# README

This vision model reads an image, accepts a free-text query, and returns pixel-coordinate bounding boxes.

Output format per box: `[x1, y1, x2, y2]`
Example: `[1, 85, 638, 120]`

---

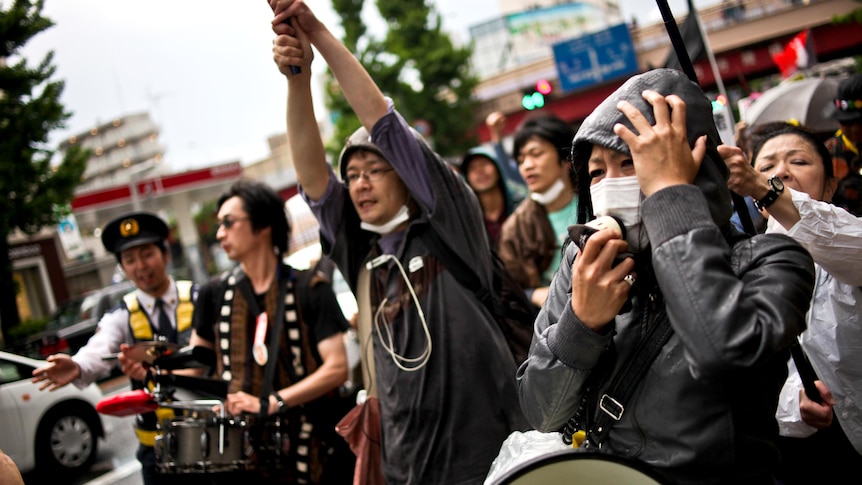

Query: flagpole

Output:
[657, 0, 698, 83]
[655, 0, 756, 236]
[688, 0, 737, 145]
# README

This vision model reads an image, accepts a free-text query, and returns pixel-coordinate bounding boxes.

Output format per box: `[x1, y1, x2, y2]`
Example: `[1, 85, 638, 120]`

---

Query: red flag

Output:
[772, 30, 816, 78]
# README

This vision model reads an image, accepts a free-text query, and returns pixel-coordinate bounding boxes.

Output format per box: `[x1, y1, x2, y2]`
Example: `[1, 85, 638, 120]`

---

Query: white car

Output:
[0, 350, 105, 475]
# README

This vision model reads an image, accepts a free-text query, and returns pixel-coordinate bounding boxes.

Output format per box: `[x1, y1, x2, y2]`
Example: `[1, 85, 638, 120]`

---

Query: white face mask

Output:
[530, 178, 566, 205]
[360, 205, 411, 235]
[590, 175, 648, 252]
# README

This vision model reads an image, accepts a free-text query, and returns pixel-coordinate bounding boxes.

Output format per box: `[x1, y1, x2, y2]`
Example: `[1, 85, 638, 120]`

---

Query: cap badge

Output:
[120, 218, 140, 238]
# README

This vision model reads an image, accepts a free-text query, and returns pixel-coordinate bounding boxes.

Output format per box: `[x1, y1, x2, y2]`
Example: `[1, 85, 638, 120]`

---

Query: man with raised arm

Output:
[271, 1, 527, 483]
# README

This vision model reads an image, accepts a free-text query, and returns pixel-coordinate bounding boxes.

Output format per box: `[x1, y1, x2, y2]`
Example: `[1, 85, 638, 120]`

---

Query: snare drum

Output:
[494, 449, 671, 485]
[253, 416, 291, 471]
[154, 413, 256, 474]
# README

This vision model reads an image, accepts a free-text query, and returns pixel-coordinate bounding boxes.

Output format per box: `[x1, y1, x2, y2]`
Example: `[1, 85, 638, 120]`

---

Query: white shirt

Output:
[71, 278, 179, 388]
[770, 188, 862, 454]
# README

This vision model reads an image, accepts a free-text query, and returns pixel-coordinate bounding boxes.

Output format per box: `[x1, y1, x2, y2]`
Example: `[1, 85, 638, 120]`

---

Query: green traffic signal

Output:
[522, 92, 545, 110]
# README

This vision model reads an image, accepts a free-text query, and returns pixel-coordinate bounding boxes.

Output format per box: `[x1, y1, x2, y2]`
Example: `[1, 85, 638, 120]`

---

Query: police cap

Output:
[101, 212, 168, 256]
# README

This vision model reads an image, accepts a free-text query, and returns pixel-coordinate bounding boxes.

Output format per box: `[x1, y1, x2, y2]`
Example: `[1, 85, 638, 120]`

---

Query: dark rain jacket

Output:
[461, 146, 526, 247]
[306, 104, 528, 484]
[517, 69, 815, 484]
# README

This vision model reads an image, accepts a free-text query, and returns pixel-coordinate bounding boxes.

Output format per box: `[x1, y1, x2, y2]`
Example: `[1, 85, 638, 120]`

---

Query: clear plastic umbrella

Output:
[743, 77, 839, 133]
[284, 194, 322, 268]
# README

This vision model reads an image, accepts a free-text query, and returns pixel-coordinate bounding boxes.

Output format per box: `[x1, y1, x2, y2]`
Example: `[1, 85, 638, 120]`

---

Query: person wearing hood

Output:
[271, 1, 528, 483]
[498, 114, 578, 307]
[516, 68, 815, 483]
[460, 146, 524, 248]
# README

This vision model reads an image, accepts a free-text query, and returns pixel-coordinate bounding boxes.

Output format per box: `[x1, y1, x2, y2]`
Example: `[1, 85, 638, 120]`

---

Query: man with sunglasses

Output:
[188, 179, 354, 484]
[32, 211, 199, 485]
[271, 2, 528, 483]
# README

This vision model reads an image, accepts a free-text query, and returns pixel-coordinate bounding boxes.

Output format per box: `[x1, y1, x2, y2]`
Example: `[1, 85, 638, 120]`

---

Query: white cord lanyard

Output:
[366, 255, 432, 372]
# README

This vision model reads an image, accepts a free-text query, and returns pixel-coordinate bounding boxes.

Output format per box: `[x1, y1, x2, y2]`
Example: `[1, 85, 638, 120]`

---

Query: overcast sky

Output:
[16, 0, 718, 172]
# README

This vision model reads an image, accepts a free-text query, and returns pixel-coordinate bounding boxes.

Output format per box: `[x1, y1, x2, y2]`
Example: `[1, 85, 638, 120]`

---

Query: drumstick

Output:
[218, 400, 225, 455]
[283, 18, 302, 75]
[267, 0, 301, 75]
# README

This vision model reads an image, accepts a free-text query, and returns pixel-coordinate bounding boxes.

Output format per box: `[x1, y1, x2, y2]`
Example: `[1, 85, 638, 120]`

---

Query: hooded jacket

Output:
[461, 146, 525, 246]
[517, 69, 815, 484]
[461, 146, 523, 218]
[305, 103, 528, 484]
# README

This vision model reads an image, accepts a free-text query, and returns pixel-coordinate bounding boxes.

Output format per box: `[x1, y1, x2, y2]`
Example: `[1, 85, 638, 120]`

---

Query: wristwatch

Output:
[754, 175, 784, 210]
[272, 392, 287, 413]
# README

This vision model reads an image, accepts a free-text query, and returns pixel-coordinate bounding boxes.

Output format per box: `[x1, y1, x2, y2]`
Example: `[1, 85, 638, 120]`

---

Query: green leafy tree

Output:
[833, 0, 862, 25]
[194, 198, 221, 275]
[325, 0, 479, 166]
[833, 0, 862, 71]
[0, 0, 88, 342]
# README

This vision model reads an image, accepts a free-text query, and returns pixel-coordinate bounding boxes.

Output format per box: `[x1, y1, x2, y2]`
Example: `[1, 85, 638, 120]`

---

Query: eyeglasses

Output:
[216, 216, 249, 230]
[345, 167, 394, 187]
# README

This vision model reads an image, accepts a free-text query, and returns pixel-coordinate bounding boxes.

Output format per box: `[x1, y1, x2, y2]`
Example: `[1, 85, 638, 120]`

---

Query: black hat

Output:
[338, 127, 386, 181]
[825, 74, 862, 123]
[101, 212, 168, 255]
[336, 124, 427, 180]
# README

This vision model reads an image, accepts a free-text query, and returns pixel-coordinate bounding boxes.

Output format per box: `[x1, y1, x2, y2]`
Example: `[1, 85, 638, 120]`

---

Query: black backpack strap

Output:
[292, 267, 316, 318]
[234, 268, 289, 419]
[585, 306, 674, 448]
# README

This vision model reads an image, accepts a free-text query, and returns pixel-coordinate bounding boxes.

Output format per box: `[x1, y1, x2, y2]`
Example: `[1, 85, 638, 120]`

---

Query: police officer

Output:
[32, 211, 198, 485]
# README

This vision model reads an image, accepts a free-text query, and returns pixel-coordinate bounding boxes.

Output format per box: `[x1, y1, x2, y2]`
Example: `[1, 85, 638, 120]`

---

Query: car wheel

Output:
[36, 405, 99, 473]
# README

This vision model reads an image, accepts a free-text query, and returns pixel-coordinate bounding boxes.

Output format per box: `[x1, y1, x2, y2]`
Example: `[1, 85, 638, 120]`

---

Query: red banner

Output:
[772, 30, 815, 78]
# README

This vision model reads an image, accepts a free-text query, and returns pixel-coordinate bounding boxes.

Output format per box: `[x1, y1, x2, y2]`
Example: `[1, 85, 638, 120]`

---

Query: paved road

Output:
[22, 376, 142, 485]
[83, 377, 142, 485]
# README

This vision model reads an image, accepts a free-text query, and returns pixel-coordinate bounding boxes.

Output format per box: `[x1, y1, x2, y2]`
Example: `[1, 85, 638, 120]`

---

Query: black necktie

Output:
[154, 299, 176, 343]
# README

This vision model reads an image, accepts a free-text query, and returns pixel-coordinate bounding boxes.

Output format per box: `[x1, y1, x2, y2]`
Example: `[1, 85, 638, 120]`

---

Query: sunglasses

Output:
[216, 216, 249, 230]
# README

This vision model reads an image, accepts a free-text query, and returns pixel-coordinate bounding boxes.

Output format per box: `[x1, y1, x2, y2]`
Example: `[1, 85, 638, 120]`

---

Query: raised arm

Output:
[272, 4, 330, 201]
[272, 0, 388, 131]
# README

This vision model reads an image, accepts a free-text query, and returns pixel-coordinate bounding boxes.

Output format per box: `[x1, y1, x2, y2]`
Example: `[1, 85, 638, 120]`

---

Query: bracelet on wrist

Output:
[271, 392, 287, 413]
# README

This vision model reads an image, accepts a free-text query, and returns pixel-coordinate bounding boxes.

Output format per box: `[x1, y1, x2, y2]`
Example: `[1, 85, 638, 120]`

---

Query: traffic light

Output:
[522, 79, 553, 110]
[522, 91, 545, 110]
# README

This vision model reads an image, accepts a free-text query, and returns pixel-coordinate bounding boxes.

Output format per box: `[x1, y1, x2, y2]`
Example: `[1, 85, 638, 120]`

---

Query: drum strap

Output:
[234, 272, 288, 418]
[237, 267, 315, 483]
[584, 304, 673, 448]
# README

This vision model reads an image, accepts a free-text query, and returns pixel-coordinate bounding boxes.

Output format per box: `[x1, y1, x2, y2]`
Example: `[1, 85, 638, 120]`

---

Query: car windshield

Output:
[43, 282, 133, 332]
[78, 294, 101, 320]
[45, 298, 86, 330]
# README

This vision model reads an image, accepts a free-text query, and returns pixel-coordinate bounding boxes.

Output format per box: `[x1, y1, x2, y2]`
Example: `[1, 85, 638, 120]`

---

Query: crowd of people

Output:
[19, 1, 861, 482]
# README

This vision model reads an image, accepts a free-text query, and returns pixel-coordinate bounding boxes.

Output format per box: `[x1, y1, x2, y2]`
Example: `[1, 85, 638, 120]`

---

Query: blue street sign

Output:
[553, 23, 639, 93]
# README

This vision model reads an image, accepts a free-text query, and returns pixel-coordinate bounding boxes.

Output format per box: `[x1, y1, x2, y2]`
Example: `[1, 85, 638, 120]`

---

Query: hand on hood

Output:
[614, 89, 708, 197]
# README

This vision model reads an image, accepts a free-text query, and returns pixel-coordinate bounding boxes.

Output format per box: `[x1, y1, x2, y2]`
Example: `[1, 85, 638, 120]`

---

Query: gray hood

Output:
[571, 68, 732, 234]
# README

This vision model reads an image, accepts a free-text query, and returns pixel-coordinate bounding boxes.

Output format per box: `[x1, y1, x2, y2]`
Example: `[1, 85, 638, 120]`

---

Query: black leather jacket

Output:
[517, 69, 815, 484]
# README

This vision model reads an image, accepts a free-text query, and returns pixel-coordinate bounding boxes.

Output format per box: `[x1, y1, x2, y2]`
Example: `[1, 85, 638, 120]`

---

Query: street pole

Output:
[127, 160, 157, 212]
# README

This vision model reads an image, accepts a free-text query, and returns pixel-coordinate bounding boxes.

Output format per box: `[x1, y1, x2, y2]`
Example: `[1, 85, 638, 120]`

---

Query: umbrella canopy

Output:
[284, 193, 323, 269]
[743, 77, 839, 133]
